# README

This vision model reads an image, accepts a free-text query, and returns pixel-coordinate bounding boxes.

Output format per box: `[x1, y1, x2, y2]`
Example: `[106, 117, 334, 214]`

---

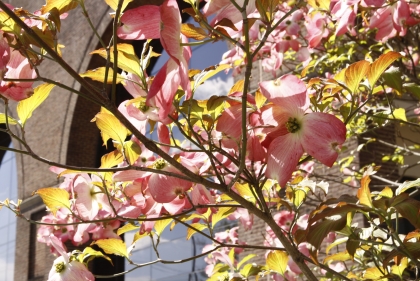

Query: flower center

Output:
[153, 159, 166, 170]
[138, 101, 149, 113]
[55, 262, 66, 273]
[285, 117, 301, 133]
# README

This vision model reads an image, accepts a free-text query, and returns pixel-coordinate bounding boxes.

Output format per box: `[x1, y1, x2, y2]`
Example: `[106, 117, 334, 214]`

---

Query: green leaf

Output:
[267, 250, 288, 275]
[35, 187, 70, 216]
[93, 238, 128, 258]
[186, 223, 208, 240]
[0, 113, 18, 125]
[367, 51, 402, 88]
[17, 83, 55, 126]
[80, 67, 125, 84]
[382, 66, 403, 94]
[391, 194, 420, 229]
[117, 223, 139, 236]
[403, 83, 420, 100]
[154, 219, 173, 236]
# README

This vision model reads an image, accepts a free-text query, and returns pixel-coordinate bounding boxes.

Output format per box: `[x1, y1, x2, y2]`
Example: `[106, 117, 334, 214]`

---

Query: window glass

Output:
[0, 146, 17, 281]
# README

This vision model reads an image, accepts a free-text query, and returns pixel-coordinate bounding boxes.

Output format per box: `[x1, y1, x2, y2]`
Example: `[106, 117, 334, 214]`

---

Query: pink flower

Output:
[0, 49, 36, 101]
[117, 0, 191, 120]
[259, 75, 346, 187]
[48, 235, 94, 281]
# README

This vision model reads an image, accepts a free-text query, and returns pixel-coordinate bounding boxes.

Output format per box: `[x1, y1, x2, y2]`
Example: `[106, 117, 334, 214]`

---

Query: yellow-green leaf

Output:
[193, 64, 231, 93]
[91, 44, 141, 77]
[186, 223, 208, 240]
[390, 107, 407, 122]
[93, 238, 128, 258]
[41, 0, 78, 14]
[154, 219, 173, 236]
[80, 246, 113, 265]
[367, 51, 402, 88]
[234, 182, 256, 203]
[345, 60, 370, 93]
[323, 251, 352, 263]
[80, 67, 125, 84]
[267, 250, 288, 275]
[117, 223, 139, 236]
[391, 257, 407, 278]
[104, 0, 133, 11]
[0, 113, 17, 125]
[17, 83, 55, 126]
[212, 207, 235, 229]
[237, 254, 256, 269]
[93, 109, 129, 145]
[363, 267, 386, 280]
[181, 23, 207, 40]
[123, 140, 141, 165]
[357, 176, 373, 208]
[378, 186, 393, 198]
[35, 187, 70, 216]
[100, 150, 124, 169]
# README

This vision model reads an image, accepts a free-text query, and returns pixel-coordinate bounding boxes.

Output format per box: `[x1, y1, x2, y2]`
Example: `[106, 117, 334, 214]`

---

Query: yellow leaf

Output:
[93, 109, 129, 145]
[255, 89, 267, 109]
[100, 150, 124, 169]
[80, 247, 113, 265]
[378, 186, 393, 198]
[41, 0, 78, 14]
[345, 60, 370, 93]
[234, 182, 256, 203]
[307, 0, 330, 9]
[93, 238, 128, 258]
[123, 140, 141, 165]
[0, 11, 19, 34]
[154, 219, 173, 236]
[80, 67, 125, 84]
[91, 44, 141, 77]
[186, 223, 208, 240]
[363, 267, 387, 280]
[35, 187, 70, 216]
[323, 251, 351, 263]
[357, 176, 373, 208]
[193, 64, 231, 93]
[181, 23, 207, 40]
[212, 207, 235, 229]
[267, 250, 288, 275]
[391, 257, 407, 277]
[367, 51, 402, 88]
[229, 79, 244, 95]
[117, 223, 139, 236]
[390, 108, 407, 122]
[104, 0, 133, 11]
[17, 83, 55, 126]
[0, 113, 17, 125]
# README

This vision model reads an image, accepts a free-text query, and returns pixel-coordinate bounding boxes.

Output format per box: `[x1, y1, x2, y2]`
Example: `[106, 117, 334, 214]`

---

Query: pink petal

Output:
[117, 5, 161, 40]
[301, 112, 346, 167]
[160, 0, 182, 62]
[265, 133, 304, 187]
[259, 74, 308, 112]
[148, 172, 191, 203]
[158, 123, 170, 153]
